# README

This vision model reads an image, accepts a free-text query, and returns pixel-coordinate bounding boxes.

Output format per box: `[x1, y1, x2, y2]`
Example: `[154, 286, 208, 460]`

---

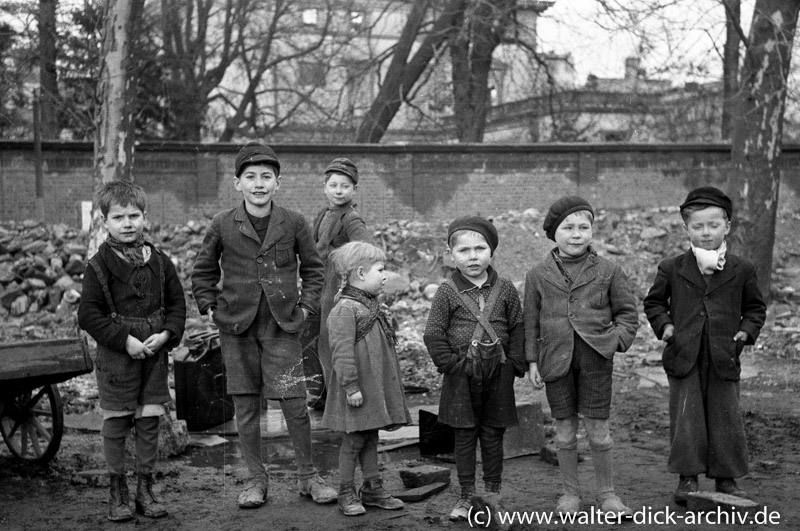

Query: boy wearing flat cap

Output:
[524, 196, 639, 517]
[423, 216, 527, 521]
[644, 186, 765, 504]
[191, 142, 337, 509]
[302, 157, 372, 410]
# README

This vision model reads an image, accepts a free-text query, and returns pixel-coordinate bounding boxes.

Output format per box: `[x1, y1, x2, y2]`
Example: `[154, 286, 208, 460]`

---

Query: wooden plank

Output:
[0, 338, 92, 381]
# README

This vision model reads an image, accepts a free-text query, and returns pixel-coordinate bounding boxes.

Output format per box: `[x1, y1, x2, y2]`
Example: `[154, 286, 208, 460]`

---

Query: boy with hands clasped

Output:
[643, 186, 766, 504]
[524, 196, 639, 518]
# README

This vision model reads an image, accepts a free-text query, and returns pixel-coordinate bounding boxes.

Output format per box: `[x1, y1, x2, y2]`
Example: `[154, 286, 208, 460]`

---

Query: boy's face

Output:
[324, 172, 357, 207]
[554, 211, 593, 257]
[448, 230, 492, 282]
[104, 203, 146, 243]
[353, 260, 386, 296]
[235, 164, 280, 209]
[684, 206, 730, 250]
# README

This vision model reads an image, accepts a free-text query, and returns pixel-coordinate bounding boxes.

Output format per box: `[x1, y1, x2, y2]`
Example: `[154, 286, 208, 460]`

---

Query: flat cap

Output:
[325, 157, 359, 184]
[680, 186, 732, 219]
[235, 142, 280, 177]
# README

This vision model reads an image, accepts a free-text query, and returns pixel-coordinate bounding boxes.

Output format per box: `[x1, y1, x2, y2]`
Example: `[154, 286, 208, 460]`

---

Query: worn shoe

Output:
[674, 475, 699, 506]
[359, 477, 404, 510]
[716, 478, 747, 497]
[556, 493, 582, 516]
[338, 484, 366, 516]
[238, 477, 268, 509]
[107, 473, 134, 522]
[298, 474, 337, 504]
[134, 473, 168, 518]
[599, 493, 632, 517]
[449, 485, 475, 521]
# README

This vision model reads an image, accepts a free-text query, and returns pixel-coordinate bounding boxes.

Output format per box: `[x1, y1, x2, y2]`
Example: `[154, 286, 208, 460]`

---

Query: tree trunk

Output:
[38, 0, 59, 138]
[721, 0, 741, 140]
[728, 0, 799, 299]
[92, 0, 144, 252]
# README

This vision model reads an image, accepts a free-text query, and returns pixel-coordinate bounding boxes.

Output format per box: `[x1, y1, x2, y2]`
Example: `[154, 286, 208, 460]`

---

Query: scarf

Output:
[339, 284, 396, 345]
[106, 234, 147, 268]
[692, 240, 727, 275]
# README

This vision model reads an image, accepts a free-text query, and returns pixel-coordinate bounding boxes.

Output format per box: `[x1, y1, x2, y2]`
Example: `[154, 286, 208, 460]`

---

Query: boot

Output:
[449, 484, 475, 521]
[556, 446, 581, 516]
[107, 474, 134, 522]
[338, 484, 366, 516]
[715, 478, 747, 498]
[135, 473, 168, 518]
[359, 477, 404, 510]
[592, 445, 632, 517]
[674, 475, 699, 506]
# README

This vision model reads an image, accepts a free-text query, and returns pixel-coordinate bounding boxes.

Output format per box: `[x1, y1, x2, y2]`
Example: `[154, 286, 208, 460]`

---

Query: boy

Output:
[303, 157, 372, 409]
[423, 216, 527, 521]
[191, 142, 336, 509]
[643, 186, 766, 504]
[524, 196, 639, 517]
[78, 181, 186, 522]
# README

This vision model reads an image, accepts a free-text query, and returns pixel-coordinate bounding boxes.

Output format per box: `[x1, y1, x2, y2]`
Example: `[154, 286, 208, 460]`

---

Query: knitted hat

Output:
[325, 157, 359, 184]
[543, 196, 594, 241]
[680, 186, 733, 220]
[235, 142, 280, 177]
[447, 216, 499, 254]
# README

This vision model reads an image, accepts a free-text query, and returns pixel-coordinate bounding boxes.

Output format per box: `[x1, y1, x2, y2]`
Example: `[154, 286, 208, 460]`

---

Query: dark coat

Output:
[191, 202, 324, 335]
[643, 250, 766, 381]
[523, 248, 639, 382]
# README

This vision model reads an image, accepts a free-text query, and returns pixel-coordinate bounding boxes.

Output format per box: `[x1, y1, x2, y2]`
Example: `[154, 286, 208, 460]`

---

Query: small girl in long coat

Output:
[322, 241, 411, 516]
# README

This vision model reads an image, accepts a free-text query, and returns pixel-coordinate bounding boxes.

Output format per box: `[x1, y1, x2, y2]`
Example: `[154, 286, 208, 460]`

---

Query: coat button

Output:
[700, 311, 705, 316]
[257, 257, 263, 264]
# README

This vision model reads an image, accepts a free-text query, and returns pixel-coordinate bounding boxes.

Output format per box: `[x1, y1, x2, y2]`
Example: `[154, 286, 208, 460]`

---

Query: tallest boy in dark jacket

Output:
[644, 186, 766, 504]
[191, 142, 336, 509]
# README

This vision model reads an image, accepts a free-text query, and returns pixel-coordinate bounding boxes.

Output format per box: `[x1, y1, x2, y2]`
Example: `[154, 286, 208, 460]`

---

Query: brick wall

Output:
[2, 141, 798, 228]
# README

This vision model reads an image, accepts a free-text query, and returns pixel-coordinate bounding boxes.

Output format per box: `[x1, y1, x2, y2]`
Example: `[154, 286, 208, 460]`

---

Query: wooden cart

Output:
[0, 337, 93, 464]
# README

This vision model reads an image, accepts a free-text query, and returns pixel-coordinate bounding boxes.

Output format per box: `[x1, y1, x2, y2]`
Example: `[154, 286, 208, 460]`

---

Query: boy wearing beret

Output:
[524, 196, 639, 517]
[423, 216, 527, 521]
[644, 186, 766, 504]
[303, 157, 372, 410]
[191, 142, 336, 509]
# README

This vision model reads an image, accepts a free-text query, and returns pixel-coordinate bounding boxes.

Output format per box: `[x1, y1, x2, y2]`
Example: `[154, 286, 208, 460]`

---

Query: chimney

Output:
[624, 57, 641, 80]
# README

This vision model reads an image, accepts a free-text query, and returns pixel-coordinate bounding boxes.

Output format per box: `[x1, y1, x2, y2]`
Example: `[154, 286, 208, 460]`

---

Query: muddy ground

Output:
[2, 203, 800, 530]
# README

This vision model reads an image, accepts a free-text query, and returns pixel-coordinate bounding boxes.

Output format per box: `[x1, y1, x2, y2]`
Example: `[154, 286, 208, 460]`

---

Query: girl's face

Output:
[684, 206, 730, 250]
[324, 172, 357, 207]
[554, 211, 593, 257]
[355, 261, 386, 296]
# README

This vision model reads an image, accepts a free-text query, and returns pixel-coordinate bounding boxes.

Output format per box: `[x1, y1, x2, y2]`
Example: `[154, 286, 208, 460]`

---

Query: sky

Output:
[535, 0, 756, 86]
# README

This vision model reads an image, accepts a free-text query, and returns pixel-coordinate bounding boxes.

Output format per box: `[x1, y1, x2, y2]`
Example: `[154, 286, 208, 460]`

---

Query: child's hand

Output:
[125, 335, 153, 360]
[662, 324, 675, 343]
[206, 308, 215, 320]
[347, 391, 363, 408]
[143, 331, 170, 354]
[733, 331, 749, 343]
[528, 363, 544, 389]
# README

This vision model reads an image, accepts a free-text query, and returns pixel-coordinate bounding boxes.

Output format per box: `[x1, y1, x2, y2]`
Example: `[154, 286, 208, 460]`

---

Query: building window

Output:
[302, 9, 318, 26]
[298, 61, 326, 87]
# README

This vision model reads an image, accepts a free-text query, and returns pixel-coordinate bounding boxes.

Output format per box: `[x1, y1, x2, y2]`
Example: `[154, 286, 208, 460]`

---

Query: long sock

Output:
[281, 397, 316, 480]
[233, 394, 267, 481]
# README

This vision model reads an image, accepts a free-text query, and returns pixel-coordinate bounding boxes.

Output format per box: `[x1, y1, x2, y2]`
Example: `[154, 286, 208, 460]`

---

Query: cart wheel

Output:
[0, 384, 64, 464]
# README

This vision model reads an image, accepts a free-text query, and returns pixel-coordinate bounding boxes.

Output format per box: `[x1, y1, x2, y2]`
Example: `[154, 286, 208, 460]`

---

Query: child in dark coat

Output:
[423, 216, 526, 521]
[644, 186, 766, 504]
[524, 196, 639, 517]
[78, 181, 186, 522]
[322, 241, 411, 516]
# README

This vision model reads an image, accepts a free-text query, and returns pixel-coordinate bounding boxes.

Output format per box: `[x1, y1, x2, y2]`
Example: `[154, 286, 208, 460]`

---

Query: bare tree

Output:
[721, 0, 742, 139]
[728, 0, 800, 298]
[38, 0, 58, 138]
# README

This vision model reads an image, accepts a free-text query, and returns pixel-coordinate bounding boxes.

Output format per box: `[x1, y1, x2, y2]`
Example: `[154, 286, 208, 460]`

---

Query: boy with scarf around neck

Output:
[78, 181, 186, 522]
[523, 196, 639, 518]
[321, 242, 411, 516]
[423, 216, 527, 522]
[644, 186, 766, 504]
[303, 157, 372, 410]
[191, 142, 336, 509]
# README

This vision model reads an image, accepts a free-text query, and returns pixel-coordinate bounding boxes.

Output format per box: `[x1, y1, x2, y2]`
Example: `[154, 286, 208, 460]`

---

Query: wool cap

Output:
[680, 186, 733, 220]
[447, 216, 499, 254]
[543, 196, 594, 241]
[235, 142, 280, 177]
[325, 157, 359, 184]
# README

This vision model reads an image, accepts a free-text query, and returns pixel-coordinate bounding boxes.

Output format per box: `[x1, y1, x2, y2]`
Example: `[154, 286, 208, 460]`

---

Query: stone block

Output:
[686, 491, 760, 513]
[540, 442, 559, 465]
[394, 482, 449, 503]
[399, 465, 451, 488]
[503, 402, 544, 458]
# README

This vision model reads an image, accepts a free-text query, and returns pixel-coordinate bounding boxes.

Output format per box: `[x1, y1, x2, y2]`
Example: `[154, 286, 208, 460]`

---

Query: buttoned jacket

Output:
[523, 248, 639, 382]
[643, 250, 766, 380]
[191, 202, 323, 335]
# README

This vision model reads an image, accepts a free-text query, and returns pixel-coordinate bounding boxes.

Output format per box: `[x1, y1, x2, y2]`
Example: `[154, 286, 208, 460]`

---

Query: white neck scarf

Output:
[691, 240, 727, 275]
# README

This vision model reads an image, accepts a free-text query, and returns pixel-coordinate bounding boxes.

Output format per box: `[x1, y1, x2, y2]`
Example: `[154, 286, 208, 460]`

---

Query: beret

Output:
[680, 186, 732, 219]
[447, 216, 499, 253]
[325, 157, 359, 184]
[543, 196, 594, 241]
[235, 142, 280, 177]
